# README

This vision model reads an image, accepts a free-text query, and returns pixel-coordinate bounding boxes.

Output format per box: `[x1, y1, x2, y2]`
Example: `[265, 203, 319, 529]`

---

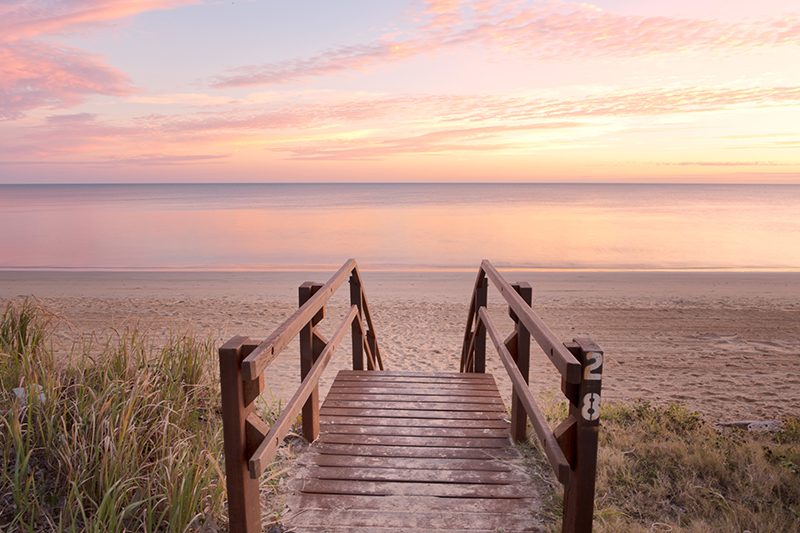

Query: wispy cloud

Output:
[1, 41, 133, 120]
[665, 161, 788, 166]
[277, 121, 584, 160]
[102, 153, 231, 165]
[6, 83, 799, 163]
[0, 0, 196, 42]
[0, 0, 194, 119]
[129, 93, 238, 106]
[212, 0, 800, 88]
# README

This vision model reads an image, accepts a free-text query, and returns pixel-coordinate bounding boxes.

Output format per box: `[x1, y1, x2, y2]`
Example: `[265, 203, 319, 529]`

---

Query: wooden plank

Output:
[305, 466, 529, 484]
[314, 443, 520, 460]
[332, 375, 497, 384]
[320, 415, 509, 429]
[318, 434, 510, 448]
[286, 493, 534, 513]
[295, 455, 513, 472]
[328, 385, 500, 395]
[325, 393, 503, 404]
[286, 478, 534, 498]
[319, 424, 510, 438]
[319, 407, 507, 420]
[285, 509, 539, 531]
[331, 378, 498, 387]
[287, 525, 541, 532]
[322, 400, 506, 411]
[333, 376, 496, 385]
[336, 370, 495, 379]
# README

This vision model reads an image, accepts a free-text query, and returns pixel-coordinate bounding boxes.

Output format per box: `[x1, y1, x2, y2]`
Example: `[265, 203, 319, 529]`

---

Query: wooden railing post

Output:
[509, 282, 532, 442]
[474, 276, 488, 373]
[299, 282, 324, 441]
[559, 337, 604, 533]
[219, 336, 262, 533]
[350, 274, 364, 370]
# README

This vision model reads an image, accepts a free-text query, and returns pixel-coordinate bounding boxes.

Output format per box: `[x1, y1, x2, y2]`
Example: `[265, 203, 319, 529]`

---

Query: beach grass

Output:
[3, 299, 799, 532]
[0, 299, 288, 532]
[528, 394, 800, 532]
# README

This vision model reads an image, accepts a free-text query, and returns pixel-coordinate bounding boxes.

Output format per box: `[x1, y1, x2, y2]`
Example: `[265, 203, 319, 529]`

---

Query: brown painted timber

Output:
[283, 370, 543, 533]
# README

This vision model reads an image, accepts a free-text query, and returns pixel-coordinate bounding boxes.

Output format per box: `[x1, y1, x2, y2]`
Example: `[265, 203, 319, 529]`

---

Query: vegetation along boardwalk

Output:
[219, 259, 603, 533]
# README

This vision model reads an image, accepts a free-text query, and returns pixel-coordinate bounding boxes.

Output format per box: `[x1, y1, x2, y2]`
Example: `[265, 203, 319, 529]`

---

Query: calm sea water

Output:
[1, 183, 798, 270]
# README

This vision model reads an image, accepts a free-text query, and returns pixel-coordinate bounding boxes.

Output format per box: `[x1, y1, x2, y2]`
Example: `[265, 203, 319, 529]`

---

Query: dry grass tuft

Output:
[525, 394, 800, 533]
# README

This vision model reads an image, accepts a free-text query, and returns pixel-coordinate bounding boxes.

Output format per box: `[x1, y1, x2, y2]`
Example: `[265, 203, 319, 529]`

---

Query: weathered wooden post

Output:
[299, 282, 324, 441]
[219, 336, 262, 533]
[509, 282, 532, 442]
[474, 276, 488, 373]
[350, 274, 365, 370]
[558, 337, 603, 533]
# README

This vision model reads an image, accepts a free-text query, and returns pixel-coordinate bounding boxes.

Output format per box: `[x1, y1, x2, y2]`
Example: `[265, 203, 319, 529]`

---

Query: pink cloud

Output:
[102, 153, 231, 166]
[212, 1, 800, 88]
[667, 161, 788, 166]
[277, 121, 584, 161]
[4, 83, 800, 162]
[0, 0, 194, 119]
[211, 42, 409, 88]
[0, 41, 134, 120]
[0, 0, 196, 43]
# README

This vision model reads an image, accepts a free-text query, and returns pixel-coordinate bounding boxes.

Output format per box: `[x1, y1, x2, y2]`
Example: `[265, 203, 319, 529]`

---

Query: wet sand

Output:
[2, 270, 798, 422]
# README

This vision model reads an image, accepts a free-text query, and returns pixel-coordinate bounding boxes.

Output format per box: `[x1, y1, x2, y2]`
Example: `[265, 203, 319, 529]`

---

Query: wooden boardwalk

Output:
[282, 370, 543, 533]
[220, 260, 601, 533]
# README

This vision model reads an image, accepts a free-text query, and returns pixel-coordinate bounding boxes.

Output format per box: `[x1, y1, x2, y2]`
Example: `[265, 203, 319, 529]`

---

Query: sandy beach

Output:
[1, 269, 798, 423]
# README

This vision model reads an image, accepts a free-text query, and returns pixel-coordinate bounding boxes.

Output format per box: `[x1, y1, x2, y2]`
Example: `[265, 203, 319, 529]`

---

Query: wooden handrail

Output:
[461, 261, 603, 533]
[479, 308, 570, 484]
[460, 268, 487, 372]
[350, 265, 384, 371]
[242, 259, 357, 381]
[248, 305, 358, 478]
[220, 260, 383, 533]
[481, 260, 581, 383]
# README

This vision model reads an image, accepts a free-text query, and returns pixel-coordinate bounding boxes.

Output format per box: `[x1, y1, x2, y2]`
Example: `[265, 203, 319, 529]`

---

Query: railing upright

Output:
[558, 338, 604, 533]
[474, 276, 488, 373]
[509, 282, 532, 442]
[219, 336, 262, 533]
[299, 281, 325, 441]
[350, 274, 364, 370]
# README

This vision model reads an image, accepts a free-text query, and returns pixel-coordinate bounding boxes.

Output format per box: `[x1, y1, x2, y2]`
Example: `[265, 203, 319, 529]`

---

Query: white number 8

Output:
[581, 392, 601, 421]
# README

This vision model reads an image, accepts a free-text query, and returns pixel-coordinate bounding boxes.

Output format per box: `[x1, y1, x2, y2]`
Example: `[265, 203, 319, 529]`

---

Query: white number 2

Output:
[583, 351, 602, 381]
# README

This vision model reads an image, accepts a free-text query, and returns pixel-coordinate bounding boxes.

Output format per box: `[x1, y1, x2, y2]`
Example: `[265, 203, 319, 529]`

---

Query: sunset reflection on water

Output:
[1, 183, 798, 271]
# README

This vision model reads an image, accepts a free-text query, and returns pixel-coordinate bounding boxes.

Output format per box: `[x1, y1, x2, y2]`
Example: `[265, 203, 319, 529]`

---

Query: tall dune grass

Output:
[0, 299, 228, 532]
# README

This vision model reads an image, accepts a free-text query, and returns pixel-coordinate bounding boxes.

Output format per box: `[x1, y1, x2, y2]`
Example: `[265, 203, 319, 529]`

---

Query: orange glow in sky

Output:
[0, 0, 799, 183]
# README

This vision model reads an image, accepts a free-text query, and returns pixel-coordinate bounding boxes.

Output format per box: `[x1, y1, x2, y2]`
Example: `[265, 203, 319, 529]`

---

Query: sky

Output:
[1, 0, 799, 184]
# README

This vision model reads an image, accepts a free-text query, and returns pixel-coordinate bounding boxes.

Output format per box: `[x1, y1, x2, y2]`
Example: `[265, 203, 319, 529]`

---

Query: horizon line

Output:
[2, 181, 799, 186]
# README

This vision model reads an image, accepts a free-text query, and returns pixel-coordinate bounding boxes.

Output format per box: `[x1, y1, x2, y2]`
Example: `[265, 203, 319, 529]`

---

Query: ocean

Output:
[1, 183, 798, 271]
